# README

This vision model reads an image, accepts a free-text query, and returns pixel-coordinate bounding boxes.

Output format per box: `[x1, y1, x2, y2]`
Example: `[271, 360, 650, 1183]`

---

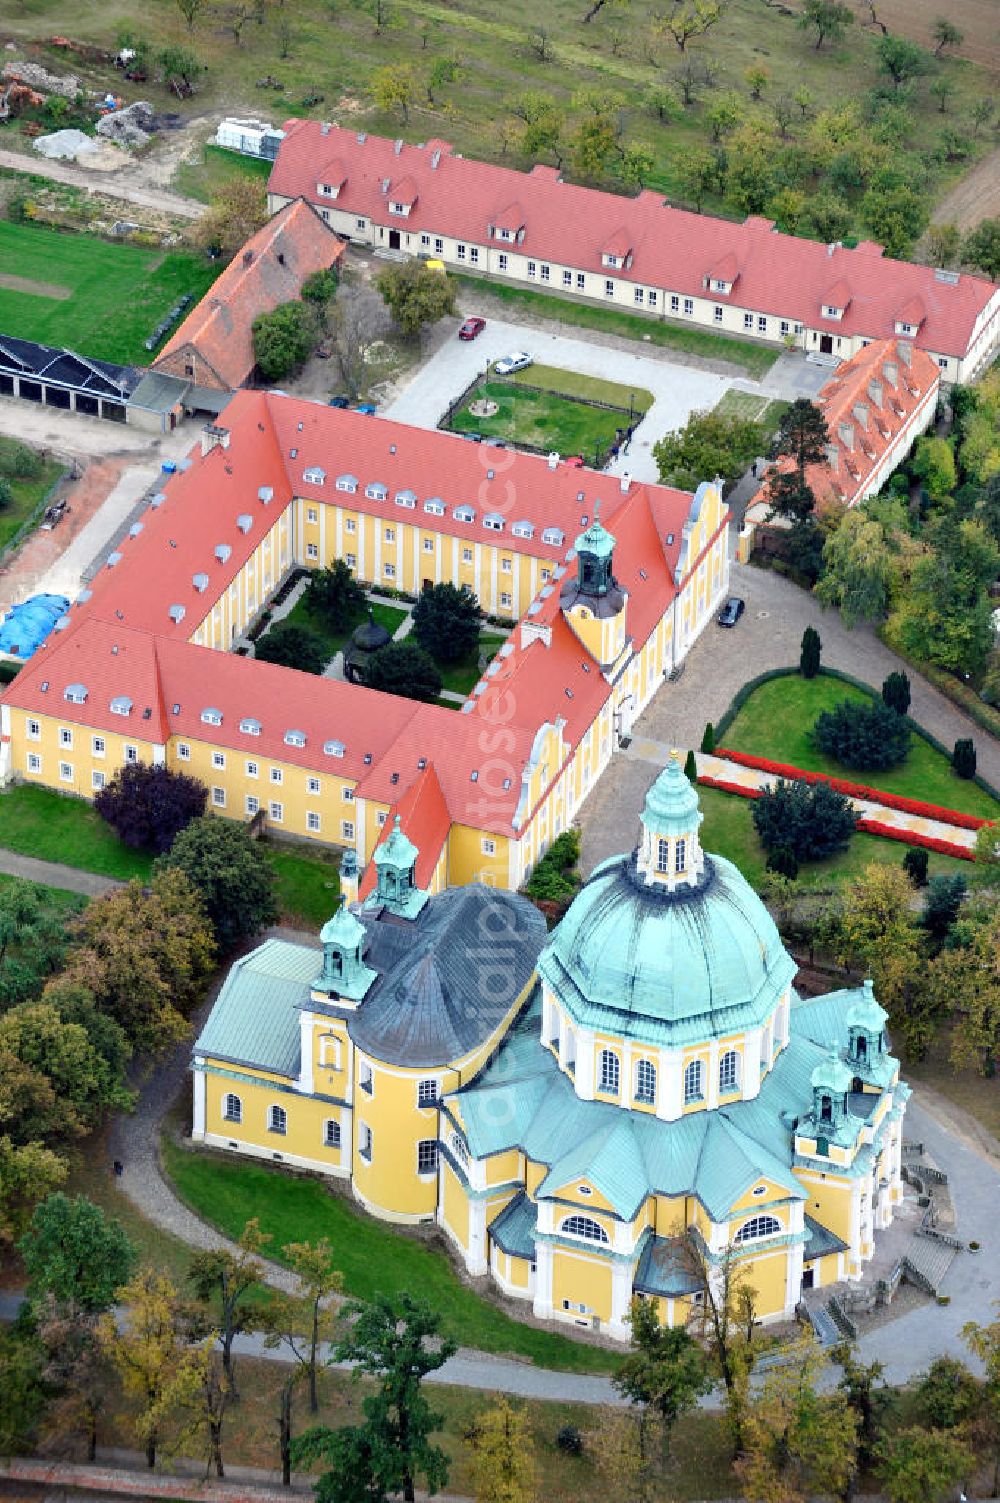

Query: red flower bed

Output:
[697, 775, 762, 800]
[714, 748, 991, 830]
[855, 817, 975, 861]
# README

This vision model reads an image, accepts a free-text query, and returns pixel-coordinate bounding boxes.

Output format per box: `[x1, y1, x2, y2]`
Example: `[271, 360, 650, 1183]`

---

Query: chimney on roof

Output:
[357, 131, 367, 144]
[838, 420, 854, 450]
[321, 121, 330, 135]
[853, 403, 869, 431]
[883, 360, 899, 389]
[201, 424, 230, 458]
[898, 340, 912, 367]
[242, 249, 254, 267]
[826, 443, 839, 473]
[394, 138, 403, 155]
[868, 378, 883, 409]
[431, 148, 441, 169]
[547, 452, 559, 470]
[620, 471, 632, 495]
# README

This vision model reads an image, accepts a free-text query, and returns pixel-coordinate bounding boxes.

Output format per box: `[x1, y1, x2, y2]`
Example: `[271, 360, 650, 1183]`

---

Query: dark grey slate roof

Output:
[0, 334, 139, 398]
[348, 884, 546, 1067]
[803, 1213, 848, 1261]
[489, 1191, 536, 1259]
[633, 1235, 704, 1298]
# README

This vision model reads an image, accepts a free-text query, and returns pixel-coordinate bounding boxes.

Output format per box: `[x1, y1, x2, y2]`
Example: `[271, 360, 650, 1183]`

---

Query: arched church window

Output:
[675, 837, 686, 872]
[656, 838, 669, 873]
[599, 1049, 620, 1095]
[560, 1215, 609, 1244]
[684, 1059, 703, 1103]
[635, 1059, 656, 1104]
[734, 1214, 781, 1243]
[856, 1034, 867, 1061]
[719, 1050, 739, 1094]
[820, 1094, 833, 1124]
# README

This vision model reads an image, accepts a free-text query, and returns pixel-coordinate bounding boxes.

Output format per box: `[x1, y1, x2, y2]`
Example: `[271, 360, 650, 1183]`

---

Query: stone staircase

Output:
[902, 1236, 959, 1297]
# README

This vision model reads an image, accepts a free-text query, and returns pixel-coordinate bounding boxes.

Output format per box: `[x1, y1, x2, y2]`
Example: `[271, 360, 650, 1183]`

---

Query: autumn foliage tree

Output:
[195, 175, 269, 260]
[468, 1397, 537, 1503]
[736, 1334, 858, 1502]
[188, 1219, 268, 1399]
[94, 762, 207, 854]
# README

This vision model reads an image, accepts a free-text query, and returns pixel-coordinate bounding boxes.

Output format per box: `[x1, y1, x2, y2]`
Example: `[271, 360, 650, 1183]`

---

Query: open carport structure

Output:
[0, 333, 138, 422]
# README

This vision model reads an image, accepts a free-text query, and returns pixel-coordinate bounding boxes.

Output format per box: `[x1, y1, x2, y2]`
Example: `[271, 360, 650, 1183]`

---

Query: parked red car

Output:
[458, 317, 486, 340]
[565, 455, 585, 468]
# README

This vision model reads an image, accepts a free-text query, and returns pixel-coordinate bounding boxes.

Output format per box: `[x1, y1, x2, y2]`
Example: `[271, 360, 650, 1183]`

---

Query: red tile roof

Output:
[154, 199, 343, 390]
[358, 762, 451, 898]
[269, 123, 998, 360]
[2, 388, 715, 843]
[760, 337, 940, 513]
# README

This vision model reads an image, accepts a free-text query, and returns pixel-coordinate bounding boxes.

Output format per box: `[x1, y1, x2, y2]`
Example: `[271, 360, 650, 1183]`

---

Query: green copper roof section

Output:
[194, 938, 315, 1077]
[375, 814, 419, 874]
[640, 754, 703, 837]
[811, 1046, 854, 1096]
[539, 850, 794, 1046]
[315, 898, 378, 1002]
[846, 978, 888, 1033]
[574, 500, 615, 562]
[320, 900, 366, 951]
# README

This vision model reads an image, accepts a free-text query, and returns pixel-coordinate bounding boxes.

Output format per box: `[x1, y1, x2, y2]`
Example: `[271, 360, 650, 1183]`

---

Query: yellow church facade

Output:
[192, 758, 908, 1340]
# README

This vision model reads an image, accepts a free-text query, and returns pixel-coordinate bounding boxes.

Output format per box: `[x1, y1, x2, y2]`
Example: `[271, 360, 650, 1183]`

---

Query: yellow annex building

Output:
[192, 756, 909, 1339]
[0, 389, 729, 894]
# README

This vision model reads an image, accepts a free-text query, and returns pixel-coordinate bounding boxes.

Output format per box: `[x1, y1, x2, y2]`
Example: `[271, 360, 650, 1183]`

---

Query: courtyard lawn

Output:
[511, 363, 653, 413]
[447, 380, 628, 459]
[0, 785, 343, 929]
[0, 222, 218, 367]
[453, 276, 778, 378]
[435, 630, 507, 696]
[722, 673, 1000, 822]
[161, 1138, 621, 1375]
[276, 590, 408, 664]
[172, 143, 273, 204]
[713, 389, 789, 429]
[0, 437, 65, 554]
[697, 784, 973, 889]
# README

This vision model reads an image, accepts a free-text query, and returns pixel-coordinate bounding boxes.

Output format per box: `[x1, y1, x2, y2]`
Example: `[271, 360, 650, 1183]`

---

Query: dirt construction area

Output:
[929, 148, 1000, 232]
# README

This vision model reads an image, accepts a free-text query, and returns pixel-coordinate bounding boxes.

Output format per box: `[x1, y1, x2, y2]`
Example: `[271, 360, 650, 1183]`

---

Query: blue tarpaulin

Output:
[0, 594, 70, 660]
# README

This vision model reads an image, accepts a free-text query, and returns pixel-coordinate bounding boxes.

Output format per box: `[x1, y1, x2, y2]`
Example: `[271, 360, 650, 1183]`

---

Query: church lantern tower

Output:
[559, 502, 630, 672]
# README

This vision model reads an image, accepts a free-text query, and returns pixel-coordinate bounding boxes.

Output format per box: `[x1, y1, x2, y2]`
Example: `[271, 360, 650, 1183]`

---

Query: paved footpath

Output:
[0, 146, 204, 220]
[0, 848, 120, 897]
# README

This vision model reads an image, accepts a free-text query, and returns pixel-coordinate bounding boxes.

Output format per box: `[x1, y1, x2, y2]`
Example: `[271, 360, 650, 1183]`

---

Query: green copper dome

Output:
[320, 901, 366, 952]
[640, 752, 702, 839]
[846, 978, 887, 1033]
[811, 1047, 854, 1096]
[538, 846, 796, 1048]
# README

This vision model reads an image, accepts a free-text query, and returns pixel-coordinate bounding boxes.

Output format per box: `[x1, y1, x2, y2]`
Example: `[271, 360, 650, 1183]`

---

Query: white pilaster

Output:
[532, 1241, 554, 1320]
[466, 1198, 488, 1276]
[785, 1240, 804, 1313]
[658, 1050, 683, 1122]
[576, 1029, 596, 1098]
[609, 1260, 633, 1337]
[707, 1040, 720, 1109]
[298, 1013, 315, 1094]
[192, 1066, 206, 1138]
[743, 1028, 762, 1101]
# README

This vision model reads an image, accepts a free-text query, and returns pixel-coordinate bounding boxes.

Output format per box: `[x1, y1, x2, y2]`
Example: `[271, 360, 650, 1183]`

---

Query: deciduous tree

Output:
[252, 301, 315, 381]
[798, 0, 852, 49]
[894, 517, 999, 678]
[817, 510, 893, 627]
[876, 1424, 974, 1503]
[931, 16, 963, 56]
[363, 641, 443, 702]
[0, 1329, 46, 1455]
[264, 1238, 343, 1413]
[412, 582, 481, 664]
[0, 878, 71, 1009]
[376, 261, 458, 338]
[371, 64, 415, 122]
[188, 1219, 268, 1399]
[614, 1296, 710, 1452]
[306, 560, 365, 632]
[837, 864, 925, 1051]
[194, 176, 268, 260]
[155, 817, 277, 953]
[20, 1193, 136, 1314]
[94, 762, 207, 854]
[36, 1296, 106, 1461]
[926, 221, 961, 268]
[586, 1406, 660, 1503]
[255, 621, 330, 674]
[736, 1334, 858, 1502]
[653, 410, 764, 490]
[0, 1002, 133, 1143]
[963, 218, 1000, 281]
[657, 0, 724, 53]
[0, 1136, 66, 1245]
[468, 1397, 536, 1503]
[876, 34, 930, 90]
[963, 1303, 1000, 1495]
[832, 1341, 887, 1473]
[685, 1235, 756, 1451]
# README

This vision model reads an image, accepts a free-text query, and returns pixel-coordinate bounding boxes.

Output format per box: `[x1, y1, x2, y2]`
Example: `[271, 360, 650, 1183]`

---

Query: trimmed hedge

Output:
[713, 749, 991, 831]
[698, 775, 761, 800]
[855, 818, 974, 862]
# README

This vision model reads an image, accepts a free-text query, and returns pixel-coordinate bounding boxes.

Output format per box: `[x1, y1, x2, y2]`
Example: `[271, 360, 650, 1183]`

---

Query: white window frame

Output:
[269, 800, 284, 823]
[268, 1104, 287, 1135]
[224, 1093, 242, 1123]
[598, 1048, 620, 1095]
[416, 1139, 438, 1175]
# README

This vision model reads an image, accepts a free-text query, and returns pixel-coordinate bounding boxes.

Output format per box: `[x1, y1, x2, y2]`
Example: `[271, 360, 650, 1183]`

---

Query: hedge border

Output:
[855, 818, 974, 862]
[710, 665, 1000, 806]
[713, 748, 990, 831]
[878, 623, 1000, 745]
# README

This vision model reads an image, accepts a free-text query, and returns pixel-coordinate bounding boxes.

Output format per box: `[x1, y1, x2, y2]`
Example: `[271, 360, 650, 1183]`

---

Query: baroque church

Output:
[192, 754, 909, 1339]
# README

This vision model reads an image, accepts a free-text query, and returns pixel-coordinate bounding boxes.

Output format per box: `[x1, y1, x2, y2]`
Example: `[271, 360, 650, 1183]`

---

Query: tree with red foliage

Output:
[94, 763, 207, 854]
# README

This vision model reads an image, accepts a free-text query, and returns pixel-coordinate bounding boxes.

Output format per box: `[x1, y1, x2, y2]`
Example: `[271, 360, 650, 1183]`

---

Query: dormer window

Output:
[323, 739, 345, 757]
[483, 513, 504, 532]
[337, 475, 358, 493]
[366, 483, 387, 501]
[394, 489, 416, 509]
[284, 729, 307, 748]
[454, 505, 475, 523]
[423, 498, 446, 516]
[389, 201, 409, 216]
[110, 696, 133, 717]
[512, 520, 534, 538]
[201, 707, 223, 727]
[823, 305, 843, 319]
[64, 683, 88, 704]
[240, 718, 262, 736]
[541, 526, 564, 546]
[303, 467, 326, 486]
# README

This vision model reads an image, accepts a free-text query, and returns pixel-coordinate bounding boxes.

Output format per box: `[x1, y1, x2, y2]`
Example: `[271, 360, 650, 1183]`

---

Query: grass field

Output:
[275, 592, 407, 665]
[447, 379, 631, 457]
[0, 785, 343, 929]
[697, 784, 971, 889]
[172, 143, 273, 205]
[510, 364, 653, 413]
[435, 630, 507, 695]
[713, 390, 789, 429]
[722, 674, 1000, 821]
[455, 276, 779, 376]
[0, 436, 64, 554]
[0, 222, 217, 366]
[161, 1137, 622, 1375]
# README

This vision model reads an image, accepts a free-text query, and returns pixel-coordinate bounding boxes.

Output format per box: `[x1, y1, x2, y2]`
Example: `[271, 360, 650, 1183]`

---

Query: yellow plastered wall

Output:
[303, 1015, 351, 1098]
[440, 1158, 471, 1252]
[564, 599, 626, 668]
[446, 824, 511, 888]
[485, 1149, 523, 1189]
[505, 1253, 532, 1290]
[202, 1068, 347, 1173]
[795, 1171, 854, 1245]
[14, 708, 158, 798]
[547, 1178, 618, 1217]
[167, 736, 351, 846]
[654, 1194, 689, 1237]
[736, 1246, 788, 1320]
[551, 1247, 613, 1322]
[190, 508, 294, 650]
[351, 1057, 453, 1220]
[730, 1179, 792, 1217]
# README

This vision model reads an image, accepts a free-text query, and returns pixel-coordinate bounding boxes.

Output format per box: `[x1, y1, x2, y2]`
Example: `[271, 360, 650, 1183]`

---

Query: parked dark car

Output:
[717, 597, 745, 628]
[355, 403, 377, 415]
[328, 395, 350, 408]
[458, 316, 486, 340]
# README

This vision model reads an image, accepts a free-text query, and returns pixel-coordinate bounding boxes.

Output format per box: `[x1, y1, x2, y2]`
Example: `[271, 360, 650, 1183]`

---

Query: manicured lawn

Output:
[511, 363, 653, 413]
[698, 784, 972, 890]
[0, 222, 217, 366]
[0, 785, 343, 929]
[435, 630, 506, 696]
[161, 1139, 621, 1374]
[454, 275, 778, 377]
[276, 591, 407, 664]
[713, 389, 789, 429]
[447, 380, 628, 459]
[722, 673, 1000, 821]
[172, 143, 273, 204]
[0, 437, 65, 554]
